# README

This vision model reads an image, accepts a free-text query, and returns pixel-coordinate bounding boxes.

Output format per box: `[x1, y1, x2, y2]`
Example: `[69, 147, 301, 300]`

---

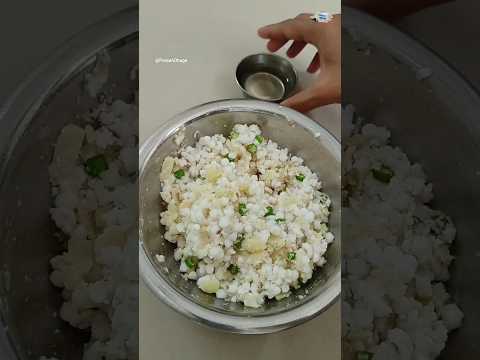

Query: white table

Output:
[139, 1, 341, 359]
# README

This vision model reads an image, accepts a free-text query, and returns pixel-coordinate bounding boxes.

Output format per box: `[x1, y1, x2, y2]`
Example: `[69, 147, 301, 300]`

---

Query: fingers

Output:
[286, 41, 307, 58]
[267, 39, 289, 52]
[258, 13, 341, 111]
[257, 18, 310, 43]
[307, 52, 321, 73]
[280, 80, 340, 113]
[280, 88, 320, 113]
[295, 13, 313, 20]
[258, 17, 312, 56]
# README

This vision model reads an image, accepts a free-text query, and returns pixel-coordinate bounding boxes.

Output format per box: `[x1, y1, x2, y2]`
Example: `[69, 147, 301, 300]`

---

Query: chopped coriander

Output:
[356, 351, 373, 360]
[371, 165, 394, 183]
[246, 143, 257, 154]
[287, 252, 296, 261]
[255, 135, 264, 144]
[238, 203, 248, 216]
[184, 256, 199, 270]
[85, 155, 108, 177]
[234, 233, 245, 250]
[295, 173, 305, 182]
[228, 264, 240, 275]
[174, 169, 185, 179]
[229, 131, 239, 139]
[275, 218, 286, 224]
[264, 206, 275, 217]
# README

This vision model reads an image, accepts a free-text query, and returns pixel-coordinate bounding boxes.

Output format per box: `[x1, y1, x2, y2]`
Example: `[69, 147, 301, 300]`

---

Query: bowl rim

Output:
[139, 99, 341, 334]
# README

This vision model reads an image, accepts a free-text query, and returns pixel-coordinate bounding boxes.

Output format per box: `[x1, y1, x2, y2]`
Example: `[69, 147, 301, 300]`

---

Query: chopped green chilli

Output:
[287, 252, 296, 261]
[371, 165, 394, 183]
[174, 169, 185, 179]
[184, 256, 199, 270]
[234, 233, 245, 250]
[225, 154, 236, 162]
[264, 206, 275, 217]
[296, 173, 305, 182]
[238, 203, 248, 216]
[246, 143, 257, 154]
[228, 264, 240, 275]
[356, 351, 373, 360]
[85, 154, 108, 177]
[255, 135, 264, 144]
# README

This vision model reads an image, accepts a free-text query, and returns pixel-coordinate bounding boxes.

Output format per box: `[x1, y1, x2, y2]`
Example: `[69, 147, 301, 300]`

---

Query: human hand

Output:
[258, 13, 341, 113]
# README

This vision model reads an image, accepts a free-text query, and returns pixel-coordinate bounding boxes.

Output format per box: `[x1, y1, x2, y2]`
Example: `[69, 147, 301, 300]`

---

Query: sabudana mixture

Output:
[158, 124, 334, 308]
[48, 51, 138, 360]
[342, 106, 463, 360]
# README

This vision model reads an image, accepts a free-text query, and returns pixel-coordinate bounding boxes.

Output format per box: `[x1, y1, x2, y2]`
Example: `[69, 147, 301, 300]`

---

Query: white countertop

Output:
[139, 1, 341, 359]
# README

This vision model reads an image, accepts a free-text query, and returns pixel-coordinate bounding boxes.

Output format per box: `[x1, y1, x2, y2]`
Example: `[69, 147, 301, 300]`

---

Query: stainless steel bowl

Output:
[235, 54, 297, 101]
[139, 99, 341, 334]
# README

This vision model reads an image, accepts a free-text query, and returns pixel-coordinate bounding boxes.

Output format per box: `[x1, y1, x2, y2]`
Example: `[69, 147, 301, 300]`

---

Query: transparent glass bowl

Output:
[139, 99, 341, 334]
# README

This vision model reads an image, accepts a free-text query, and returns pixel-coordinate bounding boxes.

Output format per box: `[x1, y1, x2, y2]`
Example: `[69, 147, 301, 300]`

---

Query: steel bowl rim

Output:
[139, 98, 341, 334]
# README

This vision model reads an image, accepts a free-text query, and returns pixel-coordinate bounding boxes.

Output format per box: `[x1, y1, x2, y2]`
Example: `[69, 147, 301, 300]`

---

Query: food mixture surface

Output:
[158, 124, 334, 308]
[48, 53, 138, 360]
[342, 106, 463, 360]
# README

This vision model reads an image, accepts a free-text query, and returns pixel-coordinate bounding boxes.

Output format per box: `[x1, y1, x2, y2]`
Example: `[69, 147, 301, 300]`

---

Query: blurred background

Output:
[0, 0, 137, 103]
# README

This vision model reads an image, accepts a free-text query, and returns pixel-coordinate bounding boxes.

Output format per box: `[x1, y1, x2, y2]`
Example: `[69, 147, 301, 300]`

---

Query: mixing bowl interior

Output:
[0, 31, 138, 359]
[140, 107, 341, 317]
[343, 7, 480, 358]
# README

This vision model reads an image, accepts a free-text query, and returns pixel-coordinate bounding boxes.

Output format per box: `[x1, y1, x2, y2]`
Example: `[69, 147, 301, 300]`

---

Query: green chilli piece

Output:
[356, 351, 373, 360]
[85, 154, 108, 177]
[225, 154, 235, 162]
[238, 203, 248, 216]
[234, 233, 245, 251]
[264, 206, 275, 217]
[371, 165, 394, 183]
[184, 256, 199, 270]
[296, 173, 305, 182]
[228, 264, 240, 275]
[275, 218, 286, 224]
[229, 131, 239, 140]
[246, 143, 257, 154]
[174, 169, 185, 179]
[287, 252, 296, 261]
[255, 135, 264, 144]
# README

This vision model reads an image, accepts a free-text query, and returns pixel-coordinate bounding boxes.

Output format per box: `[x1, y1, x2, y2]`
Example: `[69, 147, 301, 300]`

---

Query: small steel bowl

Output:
[235, 54, 297, 102]
[139, 99, 341, 334]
